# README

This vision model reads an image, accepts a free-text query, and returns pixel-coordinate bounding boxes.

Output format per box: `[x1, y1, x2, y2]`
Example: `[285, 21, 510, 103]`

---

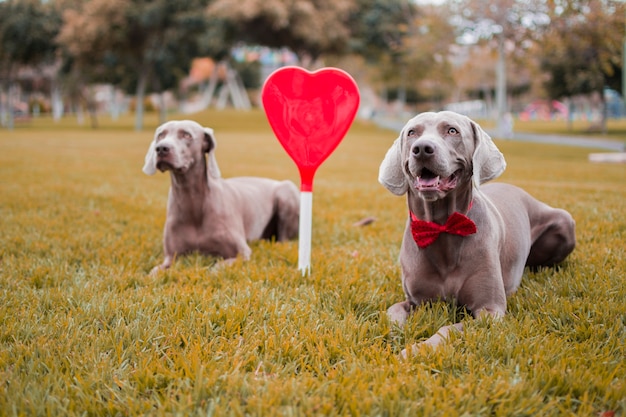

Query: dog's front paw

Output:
[149, 258, 172, 276]
[399, 342, 435, 360]
[400, 343, 417, 360]
[150, 255, 174, 276]
[399, 323, 465, 359]
[399, 337, 445, 359]
[149, 265, 164, 276]
[387, 301, 413, 326]
[212, 257, 239, 271]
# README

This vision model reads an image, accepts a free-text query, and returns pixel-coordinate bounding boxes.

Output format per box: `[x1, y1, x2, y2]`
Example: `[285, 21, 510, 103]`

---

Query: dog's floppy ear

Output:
[470, 120, 506, 186]
[203, 127, 221, 179]
[142, 139, 157, 175]
[378, 136, 408, 195]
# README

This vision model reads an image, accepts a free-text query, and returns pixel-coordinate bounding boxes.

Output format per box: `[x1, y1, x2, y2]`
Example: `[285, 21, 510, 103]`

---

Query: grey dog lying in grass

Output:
[379, 111, 576, 356]
[143, 120, 300, 274]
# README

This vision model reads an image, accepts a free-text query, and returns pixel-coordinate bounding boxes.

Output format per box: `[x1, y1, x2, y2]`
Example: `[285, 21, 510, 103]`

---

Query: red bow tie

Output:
[410, 210, 477, 248]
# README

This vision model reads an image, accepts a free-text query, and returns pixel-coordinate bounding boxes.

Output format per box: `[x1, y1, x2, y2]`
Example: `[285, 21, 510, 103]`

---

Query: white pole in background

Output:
[298, 191, 313, 275]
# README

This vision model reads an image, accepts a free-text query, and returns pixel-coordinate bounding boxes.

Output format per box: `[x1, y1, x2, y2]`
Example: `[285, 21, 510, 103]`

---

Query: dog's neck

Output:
[168, 158, 214, 222]
[408, 184, 473, 224]
[170, 159, 209, 192]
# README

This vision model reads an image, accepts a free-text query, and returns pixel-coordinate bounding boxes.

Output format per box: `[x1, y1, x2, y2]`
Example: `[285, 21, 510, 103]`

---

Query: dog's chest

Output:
[401, 236, 473, 301]
[170, 222, 239, 259]
[403, 266, 470, 307]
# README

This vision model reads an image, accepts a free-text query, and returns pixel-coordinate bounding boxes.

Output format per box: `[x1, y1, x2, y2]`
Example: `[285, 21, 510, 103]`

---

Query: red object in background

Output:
[261, 66, 360, 192]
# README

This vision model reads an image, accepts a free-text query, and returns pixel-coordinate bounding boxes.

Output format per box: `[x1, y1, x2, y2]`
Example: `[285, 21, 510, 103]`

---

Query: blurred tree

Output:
[347, 0, 413, 64]
[0, 0, 61, 129]
[540, 0, 624, 132]
[346, 0, 416, 105]
[208, 0, 432, 106]
[402, 4, 457, 108]
[207, 0, 355, 66]
[57, 0, 212, 130]
[343, 1, 457, 108]
[449, 0, 549, 132]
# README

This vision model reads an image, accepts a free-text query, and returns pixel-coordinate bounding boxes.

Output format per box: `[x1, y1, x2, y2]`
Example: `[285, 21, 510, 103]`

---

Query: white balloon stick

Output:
[298, 191, 313, 275]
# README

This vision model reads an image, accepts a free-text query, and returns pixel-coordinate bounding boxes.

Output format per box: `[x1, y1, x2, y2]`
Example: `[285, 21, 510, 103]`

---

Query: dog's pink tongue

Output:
[417, 176, 440, 189]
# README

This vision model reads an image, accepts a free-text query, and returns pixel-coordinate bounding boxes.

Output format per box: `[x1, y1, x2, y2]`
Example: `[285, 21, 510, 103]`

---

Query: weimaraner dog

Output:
[143, 120, 299, 273]
[379, 111, 575, 355]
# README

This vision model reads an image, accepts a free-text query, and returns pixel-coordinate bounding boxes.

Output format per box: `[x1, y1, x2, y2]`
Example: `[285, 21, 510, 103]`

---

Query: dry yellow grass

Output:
[0, 110, 624, 416]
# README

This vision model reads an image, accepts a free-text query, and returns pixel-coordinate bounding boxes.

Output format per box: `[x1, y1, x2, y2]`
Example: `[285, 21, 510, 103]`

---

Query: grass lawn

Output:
[478, 117, 626, 143]
[1, 110, 625, 416]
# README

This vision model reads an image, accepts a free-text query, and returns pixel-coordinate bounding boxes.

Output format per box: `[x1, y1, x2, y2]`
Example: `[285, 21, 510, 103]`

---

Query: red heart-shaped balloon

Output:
[262, 67, 360, 191]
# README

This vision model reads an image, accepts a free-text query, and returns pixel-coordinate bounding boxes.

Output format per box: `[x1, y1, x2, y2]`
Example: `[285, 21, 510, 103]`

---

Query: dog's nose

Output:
[411, 140, 436, 158]
[156, 144, 170, 156]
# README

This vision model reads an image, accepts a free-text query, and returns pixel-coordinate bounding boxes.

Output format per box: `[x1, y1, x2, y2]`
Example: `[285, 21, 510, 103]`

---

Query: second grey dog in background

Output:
[143, 120, 299, 273]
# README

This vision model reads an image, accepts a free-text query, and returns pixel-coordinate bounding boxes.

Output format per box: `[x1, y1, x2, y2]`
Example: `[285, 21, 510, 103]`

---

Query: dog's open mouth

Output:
[156, 161, 173, 172]
[414, 168, 459, 192]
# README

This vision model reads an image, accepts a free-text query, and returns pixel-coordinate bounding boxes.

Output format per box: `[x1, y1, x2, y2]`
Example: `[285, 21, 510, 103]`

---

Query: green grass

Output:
[1, 110, 625, 416]
[477, 117, 626, 142]
[518, 118, 626, 139]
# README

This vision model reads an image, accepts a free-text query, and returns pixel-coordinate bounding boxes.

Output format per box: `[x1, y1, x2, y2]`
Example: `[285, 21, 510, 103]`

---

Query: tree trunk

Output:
[6, 82, 15, 130]
[135, 70, 148, 131]
[76, 102, 84, 125]
[566, 99, 574, 131]
[398, 65, 407, 110]
[0, 84, 6, 128]
[158, 91, 167, 125]
[51, 83, 64, 121]
[2, 63, 16, 129]
[205, 64, 220, 108]
[109, 85, 120, 121]
[495, 33, 507, 137]
[87, 102, 98, 129]
[600, 88, 607, 135]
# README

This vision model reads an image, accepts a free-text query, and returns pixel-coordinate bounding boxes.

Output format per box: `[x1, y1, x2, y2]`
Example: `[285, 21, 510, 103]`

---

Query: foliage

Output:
[232, 60, 262, 90]
[207, 0, 356, 63]
[56, 0, 212, 130]
[450, 0, 550, 43]
[448, 0, 552, 128]
[0, 0, 61, 71]
[401, 4, 456, 102]
[0, 0, 61, 128]
[1, 110, 625, 415]
[3, 0, 625, 132]
[344, 1, 456, 105]
[347, 0, 414, 64]
[449, 0, 549, 101]
[540, 0, 624, 100]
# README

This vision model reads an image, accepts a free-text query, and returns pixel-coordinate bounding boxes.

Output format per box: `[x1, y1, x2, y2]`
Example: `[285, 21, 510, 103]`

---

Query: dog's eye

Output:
[448, 127, 459, 135]
[407, 129, 416, 137]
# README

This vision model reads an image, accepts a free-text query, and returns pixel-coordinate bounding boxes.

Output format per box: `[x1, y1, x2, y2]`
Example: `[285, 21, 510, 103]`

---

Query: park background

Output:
[1, 0, 626, 416]
[1, 0, 626, 136]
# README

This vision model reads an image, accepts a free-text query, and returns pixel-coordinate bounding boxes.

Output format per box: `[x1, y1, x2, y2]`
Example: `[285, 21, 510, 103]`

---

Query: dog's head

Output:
[142, 120, 221, 179]
[378, 111, 505, 200]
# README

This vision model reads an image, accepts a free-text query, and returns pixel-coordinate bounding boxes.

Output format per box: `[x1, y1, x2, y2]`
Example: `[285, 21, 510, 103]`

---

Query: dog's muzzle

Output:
[414, 168, 459, 192]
